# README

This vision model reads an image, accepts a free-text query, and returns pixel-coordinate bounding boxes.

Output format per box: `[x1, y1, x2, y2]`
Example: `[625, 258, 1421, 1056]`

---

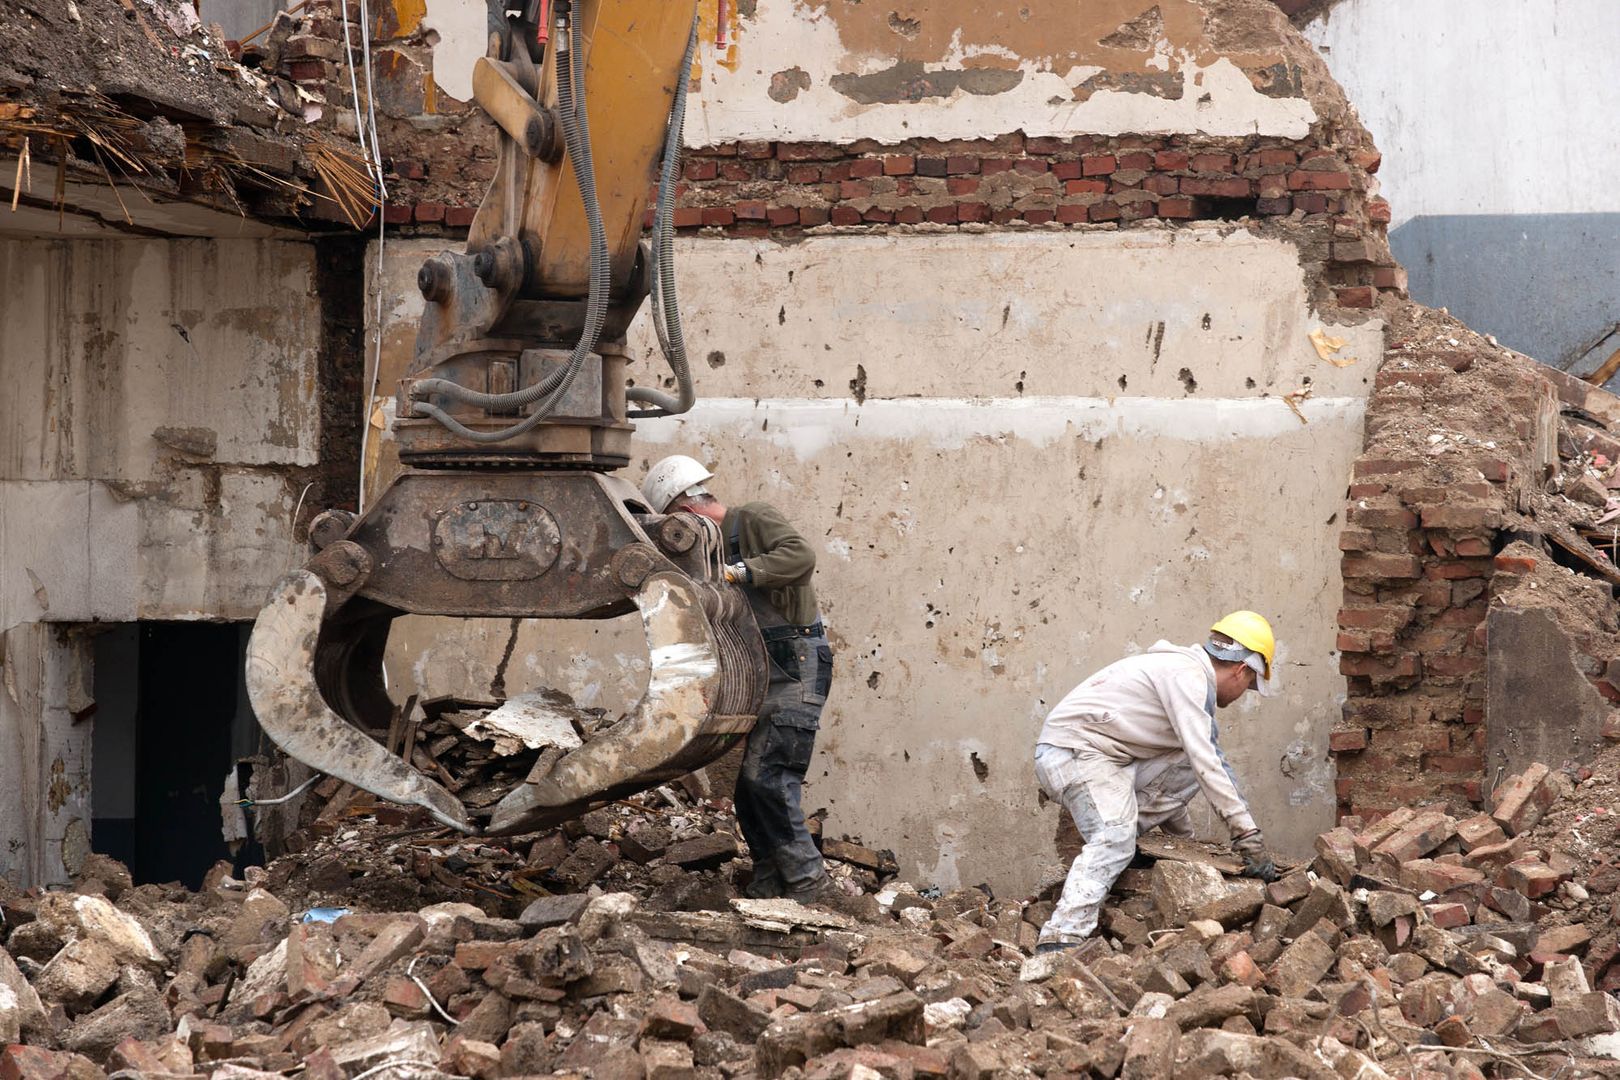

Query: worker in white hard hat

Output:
[1031, 611, 1281, 953]
[642, 454, 837, 904]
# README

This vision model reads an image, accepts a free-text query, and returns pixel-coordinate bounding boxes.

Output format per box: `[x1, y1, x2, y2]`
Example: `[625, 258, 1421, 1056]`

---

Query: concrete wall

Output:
[370, 228, 1381, 892]
[1301, 0, 1620, 377]
[0, 237, 325, 885]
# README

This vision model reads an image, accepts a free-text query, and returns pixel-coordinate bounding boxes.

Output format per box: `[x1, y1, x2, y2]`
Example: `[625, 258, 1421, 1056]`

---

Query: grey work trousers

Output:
[1033, 741, 1200, 945]
[734, 628, 833, 889]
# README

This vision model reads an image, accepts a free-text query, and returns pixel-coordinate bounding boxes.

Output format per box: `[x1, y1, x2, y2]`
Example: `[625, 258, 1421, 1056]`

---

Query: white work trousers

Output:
[1034, 741, 1200, 945]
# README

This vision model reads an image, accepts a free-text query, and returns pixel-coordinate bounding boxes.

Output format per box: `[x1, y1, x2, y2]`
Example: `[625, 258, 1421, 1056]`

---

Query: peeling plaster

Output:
[406, 0, 1318, 143]
[692, 0, 1319, 143]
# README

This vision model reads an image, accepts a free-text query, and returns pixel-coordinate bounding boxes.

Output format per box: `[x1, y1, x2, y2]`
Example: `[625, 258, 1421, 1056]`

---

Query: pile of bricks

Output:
[4, 759, 1618, 1079]
[1332, 317, 1569, 821]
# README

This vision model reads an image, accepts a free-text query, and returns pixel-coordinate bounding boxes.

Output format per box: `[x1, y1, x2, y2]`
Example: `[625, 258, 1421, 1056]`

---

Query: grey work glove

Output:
[1232, 828, 1280, 882]
[723, 562, 751, 584]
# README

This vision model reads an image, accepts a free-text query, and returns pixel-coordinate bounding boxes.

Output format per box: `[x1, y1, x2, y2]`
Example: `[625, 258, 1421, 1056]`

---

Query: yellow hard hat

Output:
[1209, 610, 1275, 680]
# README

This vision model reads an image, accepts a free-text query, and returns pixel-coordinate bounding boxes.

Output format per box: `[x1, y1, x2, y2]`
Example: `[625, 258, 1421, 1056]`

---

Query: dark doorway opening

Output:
[91, 623, 265, 888]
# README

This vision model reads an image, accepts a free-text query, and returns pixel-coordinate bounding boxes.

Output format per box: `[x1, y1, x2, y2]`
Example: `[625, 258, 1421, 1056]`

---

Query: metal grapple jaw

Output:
[245, 469, 768, 836]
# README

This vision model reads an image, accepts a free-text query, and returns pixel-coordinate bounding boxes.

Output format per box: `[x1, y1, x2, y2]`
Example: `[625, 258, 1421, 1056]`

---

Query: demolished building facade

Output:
[0, 0, 1618, 927]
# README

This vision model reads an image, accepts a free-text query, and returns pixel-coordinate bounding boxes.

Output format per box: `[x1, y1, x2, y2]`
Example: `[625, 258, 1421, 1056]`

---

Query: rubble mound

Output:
[6, 765, 1620, 1078]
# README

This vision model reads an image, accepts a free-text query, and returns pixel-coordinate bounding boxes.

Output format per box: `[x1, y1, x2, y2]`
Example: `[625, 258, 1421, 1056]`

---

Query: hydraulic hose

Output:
[411, 1, 611, 442]
[627, 14, 699, 420]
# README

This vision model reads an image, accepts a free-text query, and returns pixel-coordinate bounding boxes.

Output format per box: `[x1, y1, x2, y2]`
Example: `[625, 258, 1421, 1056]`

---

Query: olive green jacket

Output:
[724, 501, 819, 627]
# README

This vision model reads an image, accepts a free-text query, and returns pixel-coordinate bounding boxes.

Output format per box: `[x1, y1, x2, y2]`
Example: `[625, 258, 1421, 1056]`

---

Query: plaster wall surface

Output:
[0, 238, 321, 635]
[371, 228, 1378, 893]
[0, 237, 325, 886]
[420, 0, 1319, 142]
[1301, 0, 1620, 374]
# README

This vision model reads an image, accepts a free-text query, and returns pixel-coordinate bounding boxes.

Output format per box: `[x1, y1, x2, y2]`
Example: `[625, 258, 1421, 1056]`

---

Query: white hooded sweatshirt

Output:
[1036, 640, 1257, 836]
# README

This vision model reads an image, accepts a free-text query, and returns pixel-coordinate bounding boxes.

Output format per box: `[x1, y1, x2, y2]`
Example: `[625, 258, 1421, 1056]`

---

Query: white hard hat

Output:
[642, 454, 714, 513]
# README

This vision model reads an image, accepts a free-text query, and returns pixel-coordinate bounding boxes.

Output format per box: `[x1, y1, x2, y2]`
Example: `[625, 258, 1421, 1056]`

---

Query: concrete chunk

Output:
[1150, 861, 1230, 928]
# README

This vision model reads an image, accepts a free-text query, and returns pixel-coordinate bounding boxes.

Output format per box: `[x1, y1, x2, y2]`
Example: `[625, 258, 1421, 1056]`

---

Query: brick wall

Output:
[1331, 326, 1560, 820]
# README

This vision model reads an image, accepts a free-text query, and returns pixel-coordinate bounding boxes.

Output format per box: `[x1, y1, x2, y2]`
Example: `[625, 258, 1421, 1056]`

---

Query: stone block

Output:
[1497, 858, 1561, 898]
[1534, 923, 1591, 956]
[1364, 890, 1420, 927]
[1313, 827, 1359, 884]
[1490, 763, 1557, 836]
[1120, 1016, 1178, 1079]
[1150, 861, 1229, 927]
[1372, 810, 1457, 864]
[1267, 933, 1335, 997]
[35, 938, 120, 1012]
[664, 833, 739, 871]
[550, 837, 619, 889]
[698, 984, 772, 1040]
[0, 1046, 103, 1080]
[1455, 814, 1506, 851]
[1191, 881, 1264, 928]
[1554, 992, 1620, 1037]
[1166, 984, 1255, 1031]
[519, 893, 591, 931]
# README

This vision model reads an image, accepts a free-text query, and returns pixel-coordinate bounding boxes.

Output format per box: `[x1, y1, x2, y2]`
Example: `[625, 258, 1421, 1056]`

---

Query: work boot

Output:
[781, 871, 835, 906]
[742, 857, 783, 899]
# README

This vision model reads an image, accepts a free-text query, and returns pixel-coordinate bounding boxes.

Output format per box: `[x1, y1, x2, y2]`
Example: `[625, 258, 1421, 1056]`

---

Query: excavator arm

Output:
[245, 0, 767, 836]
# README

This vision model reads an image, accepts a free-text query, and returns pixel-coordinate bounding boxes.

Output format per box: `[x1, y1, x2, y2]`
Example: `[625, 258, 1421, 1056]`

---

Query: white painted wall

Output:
[370, 228, 1380, 892]
[1302, 0, 1620, 226]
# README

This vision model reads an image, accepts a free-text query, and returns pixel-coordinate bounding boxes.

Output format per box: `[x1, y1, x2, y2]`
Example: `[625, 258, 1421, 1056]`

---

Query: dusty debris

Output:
[5, 759, 1620, 1078]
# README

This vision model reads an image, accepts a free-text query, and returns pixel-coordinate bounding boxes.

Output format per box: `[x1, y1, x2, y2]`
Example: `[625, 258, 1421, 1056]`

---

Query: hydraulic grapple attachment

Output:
[246, 473, 767, 835]
[245, 0, 770, 833]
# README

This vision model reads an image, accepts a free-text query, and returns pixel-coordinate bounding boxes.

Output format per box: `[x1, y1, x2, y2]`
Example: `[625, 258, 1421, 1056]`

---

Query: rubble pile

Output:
[6, 759, 1620, 1079]
[273, 764, 896, 917]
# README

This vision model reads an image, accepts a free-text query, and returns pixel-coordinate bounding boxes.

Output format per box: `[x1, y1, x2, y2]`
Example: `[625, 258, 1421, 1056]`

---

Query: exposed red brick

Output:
[1329, 729, 1369, 752]
[1191, 152, 1234, 172]
[1065, 179, 1108, 195]
[1290, 170, 1353, 191]
[882, 155, 915, 176]
[701, 207, 736, 227]
[947, 177, 981, 196]
[1157, 198, 1193, 219]
[849, 158, 883, 179]
[1337, 286, 1376, 308]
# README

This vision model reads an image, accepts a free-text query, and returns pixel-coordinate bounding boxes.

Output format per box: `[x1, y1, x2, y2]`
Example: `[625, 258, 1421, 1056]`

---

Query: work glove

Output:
[1232, 828, 1280, 883]
[723, 562, 751, 585]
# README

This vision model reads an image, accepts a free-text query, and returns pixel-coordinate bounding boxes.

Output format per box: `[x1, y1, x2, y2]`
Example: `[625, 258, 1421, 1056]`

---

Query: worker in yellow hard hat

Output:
[1029, 611, 1280, 954]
